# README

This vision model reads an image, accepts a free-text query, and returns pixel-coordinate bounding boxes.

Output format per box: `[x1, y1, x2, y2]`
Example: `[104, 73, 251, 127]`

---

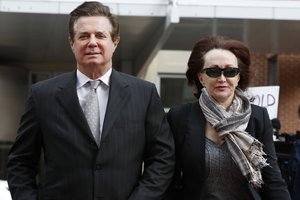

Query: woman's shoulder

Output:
[250, 104, 270, 120]
[248, 104, 272, 138]
[168, 102, 197, 117]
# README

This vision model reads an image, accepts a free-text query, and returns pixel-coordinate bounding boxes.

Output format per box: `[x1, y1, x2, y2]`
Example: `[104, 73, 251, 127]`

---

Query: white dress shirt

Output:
[76, 69, 111, 133]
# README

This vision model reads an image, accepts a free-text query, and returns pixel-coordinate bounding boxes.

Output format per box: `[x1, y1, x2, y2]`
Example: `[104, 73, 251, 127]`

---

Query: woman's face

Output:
[198, 48, 240, 108]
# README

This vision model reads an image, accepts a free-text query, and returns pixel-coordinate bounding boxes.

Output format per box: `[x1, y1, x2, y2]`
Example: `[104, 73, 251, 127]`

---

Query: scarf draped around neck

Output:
[199, 88, 269, 188]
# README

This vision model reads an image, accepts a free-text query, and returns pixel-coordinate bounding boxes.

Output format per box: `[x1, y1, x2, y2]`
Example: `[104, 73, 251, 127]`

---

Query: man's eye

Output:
[96, 34, 105, 39]
[79, 35, 88, 40]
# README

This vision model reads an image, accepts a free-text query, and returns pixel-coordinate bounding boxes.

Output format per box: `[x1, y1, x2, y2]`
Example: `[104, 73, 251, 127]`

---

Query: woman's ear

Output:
[198, 73, 205, 87]
[236, 74, 240, 87]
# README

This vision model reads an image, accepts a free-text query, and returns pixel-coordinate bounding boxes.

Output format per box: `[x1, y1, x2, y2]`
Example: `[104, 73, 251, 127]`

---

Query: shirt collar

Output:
[76, 68, 112, 89]
[100, 68, 111, 87]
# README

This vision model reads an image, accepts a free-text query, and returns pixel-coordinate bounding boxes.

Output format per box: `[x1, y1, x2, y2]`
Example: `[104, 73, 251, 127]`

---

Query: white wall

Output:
[2, 0, 300, 21]
[144, 50, 190, 84]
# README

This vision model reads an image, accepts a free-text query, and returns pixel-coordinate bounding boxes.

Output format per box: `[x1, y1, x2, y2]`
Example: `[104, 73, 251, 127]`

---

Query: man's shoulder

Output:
[114, 70, 154, 86]
[31, 71, 74, 90]
[34, 71, 73, 84]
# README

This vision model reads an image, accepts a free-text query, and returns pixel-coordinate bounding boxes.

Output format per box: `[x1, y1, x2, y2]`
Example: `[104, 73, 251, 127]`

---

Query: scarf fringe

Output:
[249, 171, 264, 188]
[244, 140, 269, 188]
[245, 140, 269, 169]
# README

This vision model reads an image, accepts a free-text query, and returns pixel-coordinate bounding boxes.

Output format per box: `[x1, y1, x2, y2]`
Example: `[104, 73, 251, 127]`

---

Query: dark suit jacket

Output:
[7, 69, 175, 200]
[166, 102, 290, 200]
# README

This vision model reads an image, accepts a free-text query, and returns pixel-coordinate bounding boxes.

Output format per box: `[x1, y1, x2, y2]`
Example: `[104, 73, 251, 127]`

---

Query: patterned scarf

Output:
[199, 88, 269, 188]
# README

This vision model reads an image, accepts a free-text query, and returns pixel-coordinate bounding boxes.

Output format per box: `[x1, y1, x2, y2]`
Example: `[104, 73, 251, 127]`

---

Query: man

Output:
[293, 105, 300, 199]
[271, 118, 281, 141]
[7, 2, 175, 200]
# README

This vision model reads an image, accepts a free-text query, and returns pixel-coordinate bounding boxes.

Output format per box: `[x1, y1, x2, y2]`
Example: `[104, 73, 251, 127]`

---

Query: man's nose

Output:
[88, 35, 97, 46]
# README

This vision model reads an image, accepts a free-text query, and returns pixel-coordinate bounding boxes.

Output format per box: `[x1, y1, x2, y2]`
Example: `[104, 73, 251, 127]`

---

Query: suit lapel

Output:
[101, 69, 130, 140]
[184, 102, 206, 178]
[56, 71, 93, 139]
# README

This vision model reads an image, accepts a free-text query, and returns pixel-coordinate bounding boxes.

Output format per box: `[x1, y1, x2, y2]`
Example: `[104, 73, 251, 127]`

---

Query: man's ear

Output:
[114, 36, 120, 47]
[68, 36, 74, 49]
[112, 36, 120, 52]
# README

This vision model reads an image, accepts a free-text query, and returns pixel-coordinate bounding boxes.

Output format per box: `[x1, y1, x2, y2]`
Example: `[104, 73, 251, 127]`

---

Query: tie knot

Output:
[89, 80, 100, 90]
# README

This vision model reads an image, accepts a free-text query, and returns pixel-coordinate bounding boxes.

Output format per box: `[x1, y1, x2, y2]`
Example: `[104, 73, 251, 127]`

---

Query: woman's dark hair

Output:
[69, 1, 120, 42]
[186, 36, 251, 98]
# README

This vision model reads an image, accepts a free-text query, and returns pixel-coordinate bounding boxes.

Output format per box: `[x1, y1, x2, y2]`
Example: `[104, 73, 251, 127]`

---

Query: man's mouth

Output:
[85, 52, 100, 55]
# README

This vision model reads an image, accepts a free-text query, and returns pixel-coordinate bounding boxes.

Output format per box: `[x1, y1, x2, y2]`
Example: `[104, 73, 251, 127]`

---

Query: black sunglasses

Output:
[201, 67, 240, 78]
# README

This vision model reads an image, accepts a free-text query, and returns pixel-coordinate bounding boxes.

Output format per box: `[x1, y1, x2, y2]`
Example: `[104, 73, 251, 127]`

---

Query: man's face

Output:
[69, 16, 119, 73]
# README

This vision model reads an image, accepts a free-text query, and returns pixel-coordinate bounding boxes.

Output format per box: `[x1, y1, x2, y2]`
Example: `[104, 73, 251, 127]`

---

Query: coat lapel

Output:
[246, 116, 256, 137]
[101, 69, 130, 140]
[184, 102, 206, 179]
[56, 71, 93, 139]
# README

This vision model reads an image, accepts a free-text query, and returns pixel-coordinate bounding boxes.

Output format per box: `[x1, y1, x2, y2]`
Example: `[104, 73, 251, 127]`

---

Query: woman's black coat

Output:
[166, 102, 291, 200]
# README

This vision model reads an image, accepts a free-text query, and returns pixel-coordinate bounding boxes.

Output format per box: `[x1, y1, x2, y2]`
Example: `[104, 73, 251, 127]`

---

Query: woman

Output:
[166, 36, 290, 199]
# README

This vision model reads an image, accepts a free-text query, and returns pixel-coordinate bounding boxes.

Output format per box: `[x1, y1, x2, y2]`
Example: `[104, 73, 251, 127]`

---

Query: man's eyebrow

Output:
[77, 30, 109, 35]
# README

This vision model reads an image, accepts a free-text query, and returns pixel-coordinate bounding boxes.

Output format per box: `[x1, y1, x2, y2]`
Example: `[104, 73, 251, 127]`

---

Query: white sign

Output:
[0, 180, 11, 200]
[245, 86, 280, 119]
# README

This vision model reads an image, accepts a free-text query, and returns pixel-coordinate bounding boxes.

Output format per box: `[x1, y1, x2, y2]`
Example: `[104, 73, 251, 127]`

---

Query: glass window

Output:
[30, 72, 51, 84]
[158, 74, 195, 110]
